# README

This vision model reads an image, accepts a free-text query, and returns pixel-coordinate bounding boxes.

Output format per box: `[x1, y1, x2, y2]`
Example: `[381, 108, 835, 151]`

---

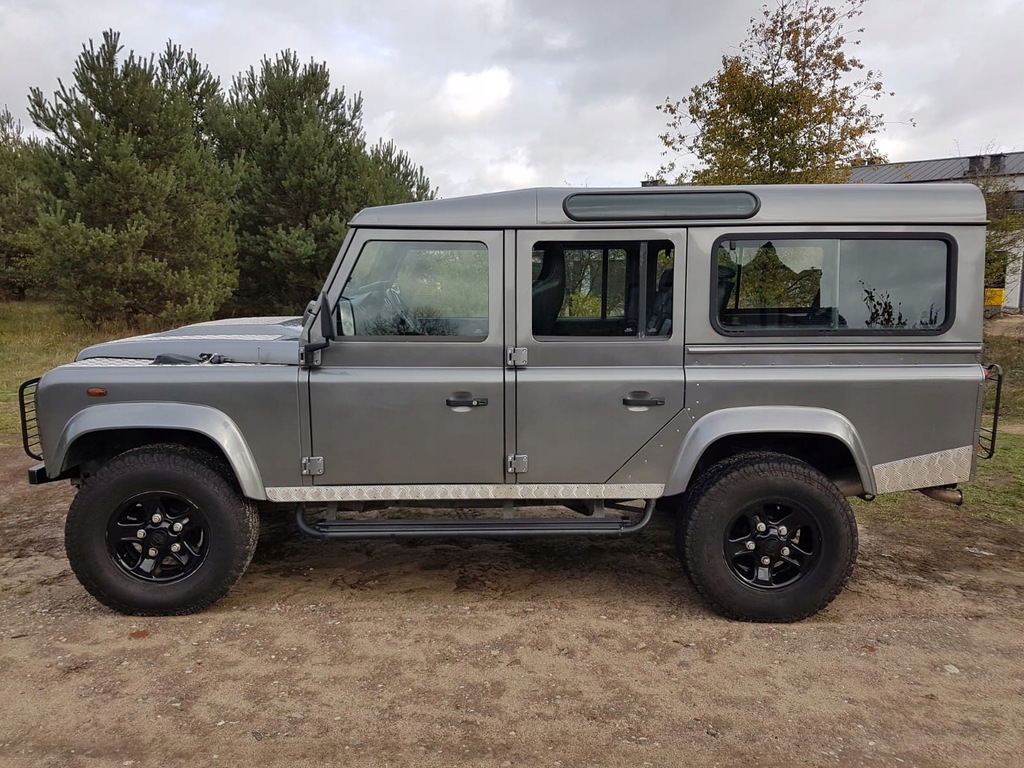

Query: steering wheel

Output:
[383, 283, 420, 335]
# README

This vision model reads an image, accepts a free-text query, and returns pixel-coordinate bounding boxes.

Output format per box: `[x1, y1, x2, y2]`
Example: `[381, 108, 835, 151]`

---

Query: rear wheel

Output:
[678, 452, 857, 622]
[65, 447, 259, 615]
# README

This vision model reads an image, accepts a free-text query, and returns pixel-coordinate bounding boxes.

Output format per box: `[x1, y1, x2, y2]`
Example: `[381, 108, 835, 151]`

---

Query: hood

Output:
[77, 316, 304, 365]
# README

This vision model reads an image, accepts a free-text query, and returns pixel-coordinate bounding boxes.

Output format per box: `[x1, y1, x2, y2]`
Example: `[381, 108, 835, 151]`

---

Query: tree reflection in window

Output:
[717, 237, 948, 333]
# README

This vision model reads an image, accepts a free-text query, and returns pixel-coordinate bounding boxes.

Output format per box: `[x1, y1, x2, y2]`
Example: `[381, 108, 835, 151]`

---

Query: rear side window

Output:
[531, 239, 674, 338]
[714, 237, 952, 334]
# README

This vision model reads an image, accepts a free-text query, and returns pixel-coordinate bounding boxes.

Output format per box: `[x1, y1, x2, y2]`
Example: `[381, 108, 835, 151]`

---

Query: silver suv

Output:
[20, 184, 1002, 622]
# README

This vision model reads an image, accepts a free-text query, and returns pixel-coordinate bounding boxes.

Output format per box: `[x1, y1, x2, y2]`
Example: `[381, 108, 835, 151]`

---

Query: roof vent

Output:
[990, 154, 1006, 173]
[565, 190, 760, 221]
[968, 155, 985, 175]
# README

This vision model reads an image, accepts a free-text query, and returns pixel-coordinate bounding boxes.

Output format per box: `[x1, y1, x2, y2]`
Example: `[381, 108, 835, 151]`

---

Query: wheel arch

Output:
[51, 403, 266, 500]
[664, 406, 875, 497]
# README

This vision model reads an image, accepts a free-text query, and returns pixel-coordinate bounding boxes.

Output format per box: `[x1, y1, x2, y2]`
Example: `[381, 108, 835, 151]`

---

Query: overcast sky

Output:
[2, 0, 1021, 197]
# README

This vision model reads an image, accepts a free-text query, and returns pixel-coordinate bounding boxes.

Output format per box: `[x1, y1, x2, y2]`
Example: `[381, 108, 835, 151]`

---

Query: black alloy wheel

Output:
[106, 491, 210, 583]
[722, 500, 822, 590]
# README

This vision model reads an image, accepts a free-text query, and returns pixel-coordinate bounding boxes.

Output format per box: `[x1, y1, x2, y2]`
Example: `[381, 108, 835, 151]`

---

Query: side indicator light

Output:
[86, 388, 108, 397]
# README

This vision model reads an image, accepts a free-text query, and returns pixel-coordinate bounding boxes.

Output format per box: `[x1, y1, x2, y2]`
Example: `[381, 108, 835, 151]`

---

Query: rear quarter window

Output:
[713, 235, 954, 335]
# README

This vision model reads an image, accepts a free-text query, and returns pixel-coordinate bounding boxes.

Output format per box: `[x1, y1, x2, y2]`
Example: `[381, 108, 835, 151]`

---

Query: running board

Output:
[295, 500, 655, 540]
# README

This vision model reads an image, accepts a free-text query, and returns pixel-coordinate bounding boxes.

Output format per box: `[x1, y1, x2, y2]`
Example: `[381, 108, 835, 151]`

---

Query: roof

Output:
[350, 184, 986, 229]
[848, 151, 1024, 185]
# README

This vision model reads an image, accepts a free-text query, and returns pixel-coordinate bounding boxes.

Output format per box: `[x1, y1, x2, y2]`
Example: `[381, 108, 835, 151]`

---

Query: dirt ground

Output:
[986, 312, 1024, 337]
[1, 445, 1023, 768]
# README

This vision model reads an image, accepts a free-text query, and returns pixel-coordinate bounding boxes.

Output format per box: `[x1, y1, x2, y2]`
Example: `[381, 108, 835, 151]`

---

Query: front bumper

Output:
[27, 463, 52, 484]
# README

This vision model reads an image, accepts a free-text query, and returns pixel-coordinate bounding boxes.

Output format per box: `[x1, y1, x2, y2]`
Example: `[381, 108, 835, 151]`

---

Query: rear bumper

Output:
[27, 463, 52, 484]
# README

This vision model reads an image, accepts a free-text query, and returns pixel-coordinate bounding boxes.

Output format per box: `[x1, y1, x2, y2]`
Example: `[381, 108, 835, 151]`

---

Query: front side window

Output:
[532, 240, 674, 338]
[339, 241, 489, 339]
[715, 237, 950, 333]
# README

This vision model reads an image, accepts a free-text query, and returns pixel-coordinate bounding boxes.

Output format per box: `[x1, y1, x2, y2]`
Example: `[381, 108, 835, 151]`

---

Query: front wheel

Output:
[65, 447, 259, 615]
[678, 452, 858, 622]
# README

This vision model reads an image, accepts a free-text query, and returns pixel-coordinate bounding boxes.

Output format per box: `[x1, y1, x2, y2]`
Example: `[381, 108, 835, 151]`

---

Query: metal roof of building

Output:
[848, 152, 1024, 184]
[351, 183, 986, 229]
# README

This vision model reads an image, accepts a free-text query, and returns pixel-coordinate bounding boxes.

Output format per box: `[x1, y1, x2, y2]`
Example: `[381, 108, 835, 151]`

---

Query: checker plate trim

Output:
[872, 445, 973, 494]
[265, 483, 665, 503]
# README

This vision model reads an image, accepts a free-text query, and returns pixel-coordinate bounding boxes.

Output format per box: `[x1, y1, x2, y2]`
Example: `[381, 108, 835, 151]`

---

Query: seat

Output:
[717, 264, 737, 315]
[532, 245, 566, 335]
[646, 267, 673, 336]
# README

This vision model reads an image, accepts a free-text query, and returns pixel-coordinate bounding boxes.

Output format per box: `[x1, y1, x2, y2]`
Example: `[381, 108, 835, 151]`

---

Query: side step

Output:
[295, 500, 655, 540]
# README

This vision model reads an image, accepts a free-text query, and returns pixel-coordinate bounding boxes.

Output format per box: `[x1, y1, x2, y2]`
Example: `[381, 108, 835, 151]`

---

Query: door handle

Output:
[622, 396, 665, 407]
[446, 397, 489, 407]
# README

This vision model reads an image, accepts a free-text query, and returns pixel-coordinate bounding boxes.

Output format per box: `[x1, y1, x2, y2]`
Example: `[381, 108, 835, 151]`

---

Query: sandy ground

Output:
[2, 445, 1023, 768]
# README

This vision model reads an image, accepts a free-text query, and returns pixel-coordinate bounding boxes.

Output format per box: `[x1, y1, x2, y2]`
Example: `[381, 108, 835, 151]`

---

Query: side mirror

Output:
[301, 292, 335, 366]
[319, 292, 337, 341]
[337, 297, 355, 337]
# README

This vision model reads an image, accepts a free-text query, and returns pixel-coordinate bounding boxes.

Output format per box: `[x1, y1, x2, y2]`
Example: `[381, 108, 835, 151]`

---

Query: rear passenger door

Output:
[513, 230, 686, 483]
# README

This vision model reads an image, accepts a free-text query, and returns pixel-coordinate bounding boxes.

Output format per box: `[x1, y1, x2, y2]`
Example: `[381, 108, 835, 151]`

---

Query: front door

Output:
[309, 229, 506, 486]
[514, 229, 685, 483]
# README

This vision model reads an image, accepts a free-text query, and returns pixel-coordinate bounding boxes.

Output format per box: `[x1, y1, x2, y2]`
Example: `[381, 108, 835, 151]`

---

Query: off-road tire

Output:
[676, 450, 781, 566]
[677, 452, 858, 622]
[65, 446, 259, 616]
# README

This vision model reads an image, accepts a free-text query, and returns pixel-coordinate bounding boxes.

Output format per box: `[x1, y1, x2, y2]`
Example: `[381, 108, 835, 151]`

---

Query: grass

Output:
[983, 334, 1024, 419]
[1, 301, 1021, 524]
[963, 431, 1024, 523]
[0, 301, 133, 445]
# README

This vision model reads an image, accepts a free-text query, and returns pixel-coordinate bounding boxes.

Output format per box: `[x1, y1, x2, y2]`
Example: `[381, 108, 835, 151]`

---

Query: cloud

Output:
[2, 0, 1022, 196]
[437, 67, 514, 122]
[483, 146, 540, 189]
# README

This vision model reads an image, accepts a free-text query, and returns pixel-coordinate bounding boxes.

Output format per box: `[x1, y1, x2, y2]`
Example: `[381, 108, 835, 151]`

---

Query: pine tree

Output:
[0, 107, 39, 299]
[213, 51, 434, 315]
[28, 30, 238, 326]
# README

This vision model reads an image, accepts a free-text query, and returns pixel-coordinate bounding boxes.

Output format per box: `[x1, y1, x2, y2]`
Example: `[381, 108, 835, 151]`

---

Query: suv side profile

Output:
[20, 184, 1001, 622]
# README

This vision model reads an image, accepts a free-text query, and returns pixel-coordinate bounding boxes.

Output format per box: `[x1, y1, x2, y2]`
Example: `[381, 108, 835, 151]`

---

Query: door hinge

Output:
[301, 456, 324, 476]
[506, 347, 528, 368]
[506, 454, 528, 474]
[299, 347, 322, 367]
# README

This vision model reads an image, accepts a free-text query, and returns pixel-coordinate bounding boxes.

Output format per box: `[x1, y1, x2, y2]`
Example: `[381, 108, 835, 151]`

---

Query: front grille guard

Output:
[19, 377, 42, 460]
[978, 364, 1003, 460]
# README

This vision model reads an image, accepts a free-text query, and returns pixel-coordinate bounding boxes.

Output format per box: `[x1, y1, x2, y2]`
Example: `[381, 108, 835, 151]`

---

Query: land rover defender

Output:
[20, 184, 1002, 621]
